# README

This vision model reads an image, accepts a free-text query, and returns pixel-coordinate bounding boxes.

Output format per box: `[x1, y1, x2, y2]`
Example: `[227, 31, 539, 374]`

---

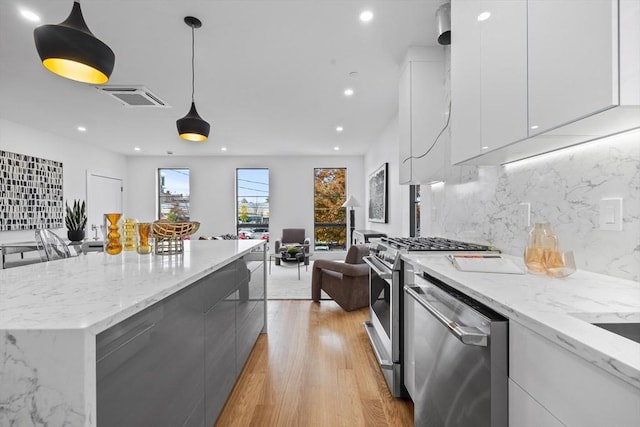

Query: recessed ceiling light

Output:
[77, 126, 86, 132]
[336, 126, 344, 132]
[477, 12, 491, 21]
[19, 8, 40, 23]
[359, 10, 374, 22]
[530, 125, 539, 130]
[221, 147, 227, 151]
[344, 88, 354, 97]
[134, 147, 141, 151]
[334, 146, 340, 151]
[482, 146, 489, 150]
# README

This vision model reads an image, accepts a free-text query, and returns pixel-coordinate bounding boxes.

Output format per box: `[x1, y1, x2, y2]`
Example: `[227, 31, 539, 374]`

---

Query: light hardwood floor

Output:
[215, 300, 414, 427]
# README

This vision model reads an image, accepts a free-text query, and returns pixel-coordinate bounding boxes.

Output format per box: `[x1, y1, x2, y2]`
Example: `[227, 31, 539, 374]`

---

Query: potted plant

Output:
[65, 199, 87, 242]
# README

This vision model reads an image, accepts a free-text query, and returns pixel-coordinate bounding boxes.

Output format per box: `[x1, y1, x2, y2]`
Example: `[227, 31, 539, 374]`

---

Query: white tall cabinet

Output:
[398, 47, 446, 184]
[451, 0, 640, 165]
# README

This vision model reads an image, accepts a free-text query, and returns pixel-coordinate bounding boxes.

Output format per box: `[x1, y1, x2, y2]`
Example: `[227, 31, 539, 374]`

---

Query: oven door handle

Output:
[362, 256, 393, 280]
[405, 286, 488, 347]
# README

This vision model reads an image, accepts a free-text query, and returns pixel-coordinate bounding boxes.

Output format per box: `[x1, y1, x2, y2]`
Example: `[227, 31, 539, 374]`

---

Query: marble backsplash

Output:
[428, 129, 640, 282]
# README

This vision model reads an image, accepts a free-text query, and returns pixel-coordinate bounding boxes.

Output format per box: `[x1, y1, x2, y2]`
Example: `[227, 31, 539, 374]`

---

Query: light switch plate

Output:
[518, 203, 531, 228]
[599, 198, 623, 231]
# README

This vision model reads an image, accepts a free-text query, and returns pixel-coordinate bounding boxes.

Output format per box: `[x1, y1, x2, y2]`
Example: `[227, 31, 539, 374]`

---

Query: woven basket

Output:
[150, 221, 200, 255]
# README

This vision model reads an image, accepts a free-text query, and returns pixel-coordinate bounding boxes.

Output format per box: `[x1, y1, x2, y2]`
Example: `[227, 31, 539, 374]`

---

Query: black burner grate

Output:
[380, 237, 493, 252]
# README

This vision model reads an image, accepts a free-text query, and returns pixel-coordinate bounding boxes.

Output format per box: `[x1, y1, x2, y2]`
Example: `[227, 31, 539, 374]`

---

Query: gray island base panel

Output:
[0, 240, 266, 427]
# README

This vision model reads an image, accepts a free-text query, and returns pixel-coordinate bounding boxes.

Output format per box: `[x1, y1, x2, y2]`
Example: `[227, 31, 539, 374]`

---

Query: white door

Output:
[86, 173, 123, 240]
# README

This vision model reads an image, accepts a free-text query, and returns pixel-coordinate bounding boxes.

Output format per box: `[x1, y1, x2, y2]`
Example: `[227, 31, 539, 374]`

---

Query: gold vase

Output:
[123, 217, 137, 251]
[136, 222, 152, 255]
[104, 213, 123, 255]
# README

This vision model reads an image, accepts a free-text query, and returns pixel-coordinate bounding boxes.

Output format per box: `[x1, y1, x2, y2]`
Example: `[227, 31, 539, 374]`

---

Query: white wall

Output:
[125, 155, 365, 252]
[364, 115, 410, 238]
[0, 118, 127, 243]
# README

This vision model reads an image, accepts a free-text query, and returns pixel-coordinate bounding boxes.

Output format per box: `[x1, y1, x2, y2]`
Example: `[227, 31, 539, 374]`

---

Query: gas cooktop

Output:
[378, 237, 494, 252]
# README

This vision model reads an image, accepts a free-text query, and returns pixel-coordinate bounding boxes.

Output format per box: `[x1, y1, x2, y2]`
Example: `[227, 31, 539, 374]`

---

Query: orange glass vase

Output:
[104, 213, 123, 255]
[136, 222, 152, 255]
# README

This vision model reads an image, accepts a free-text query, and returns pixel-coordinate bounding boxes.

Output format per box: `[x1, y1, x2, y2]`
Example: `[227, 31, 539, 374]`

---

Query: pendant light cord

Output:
[190, 25, 195, 103]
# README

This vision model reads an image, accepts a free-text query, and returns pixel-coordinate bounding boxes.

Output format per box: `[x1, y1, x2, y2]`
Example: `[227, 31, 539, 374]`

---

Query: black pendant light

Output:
[33, 1, 115, 84]
[177, 16, 210, 142]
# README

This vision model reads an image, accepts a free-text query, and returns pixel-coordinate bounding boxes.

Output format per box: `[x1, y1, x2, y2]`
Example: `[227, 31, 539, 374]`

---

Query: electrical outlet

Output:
[599, 198, 623, 231]
[518, 203, 531, 228]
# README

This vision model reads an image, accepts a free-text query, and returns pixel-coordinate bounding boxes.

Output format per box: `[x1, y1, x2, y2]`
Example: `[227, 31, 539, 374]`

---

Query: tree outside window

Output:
[158, 169, 190, 221]
[314, 168, 346, 250]
[236, 169, 269, 240]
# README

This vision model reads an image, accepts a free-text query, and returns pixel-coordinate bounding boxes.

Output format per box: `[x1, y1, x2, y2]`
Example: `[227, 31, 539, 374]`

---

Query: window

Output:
[158, 168, 190, 221]
[410, 185, 420, 237]
[236, 169, 269, 241]
[314, 168, 346, 251]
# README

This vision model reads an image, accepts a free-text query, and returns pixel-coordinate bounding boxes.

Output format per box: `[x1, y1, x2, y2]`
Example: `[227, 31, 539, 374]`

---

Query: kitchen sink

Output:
[592, 323, 640, 345]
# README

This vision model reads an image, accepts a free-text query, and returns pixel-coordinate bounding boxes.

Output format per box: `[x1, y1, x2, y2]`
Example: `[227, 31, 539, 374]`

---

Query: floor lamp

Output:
[342, 196, 360, 246]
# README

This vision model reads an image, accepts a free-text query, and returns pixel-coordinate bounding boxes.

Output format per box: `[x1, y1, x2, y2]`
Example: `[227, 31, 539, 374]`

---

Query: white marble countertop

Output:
[402, 253, 640, 390]
[0, 239, 265, 426]
[0, 239, 264, 334]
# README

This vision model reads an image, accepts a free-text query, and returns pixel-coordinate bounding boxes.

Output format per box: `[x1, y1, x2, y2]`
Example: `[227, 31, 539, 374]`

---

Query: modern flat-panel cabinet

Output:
[451, 0, 528, 163]
[203, 262, 239, 427]
[451, 0, 640, 165]
[398, 47, 446, 184]
[97, 251, 267, 427]
[480, 0, 528, 151]
[527, 0, 617, 135]
[509, 322, 640, 427]
[96, 281, 205, 427]
[236, 260, 266, 369]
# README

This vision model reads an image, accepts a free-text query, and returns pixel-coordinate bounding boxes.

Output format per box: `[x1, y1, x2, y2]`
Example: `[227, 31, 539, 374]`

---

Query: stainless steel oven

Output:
[362, 251, 403, 396]
[362, 237, 496, 399]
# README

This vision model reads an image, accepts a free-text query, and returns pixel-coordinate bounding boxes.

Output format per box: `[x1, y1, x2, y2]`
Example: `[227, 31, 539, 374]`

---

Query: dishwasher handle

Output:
[363, 256, 392, 280]
[405, 285, 488, 347]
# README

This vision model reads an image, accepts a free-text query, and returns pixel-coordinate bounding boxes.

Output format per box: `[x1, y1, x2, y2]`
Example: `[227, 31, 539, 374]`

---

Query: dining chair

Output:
[35, 229, 72, 261]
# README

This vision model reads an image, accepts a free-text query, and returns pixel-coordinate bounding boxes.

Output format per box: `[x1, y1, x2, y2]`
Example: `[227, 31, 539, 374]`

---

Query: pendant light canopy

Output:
[177, 16, 210, 142]
[33, 1, 115, 84]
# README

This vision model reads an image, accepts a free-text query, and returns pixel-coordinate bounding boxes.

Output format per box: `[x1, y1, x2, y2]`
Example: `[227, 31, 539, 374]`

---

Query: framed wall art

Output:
[0, 150, 64, 231]
[368, 162, 388, 223]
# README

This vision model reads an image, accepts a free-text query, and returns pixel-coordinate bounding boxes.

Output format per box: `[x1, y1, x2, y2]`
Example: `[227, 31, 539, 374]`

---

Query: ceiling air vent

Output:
[96, 85, 171, 108]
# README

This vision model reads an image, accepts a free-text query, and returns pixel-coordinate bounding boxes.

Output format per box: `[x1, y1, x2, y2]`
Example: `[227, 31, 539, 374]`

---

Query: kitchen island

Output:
[0, 239, 266, 427]
[403, 253, 640, 427]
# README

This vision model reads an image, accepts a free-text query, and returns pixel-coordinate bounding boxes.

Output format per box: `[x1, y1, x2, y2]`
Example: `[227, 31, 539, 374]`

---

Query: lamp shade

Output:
[177, 102, 210, 141]
[33, 1, 115, 84]
[436, 1, 451, 45]
[341, 196, 360, 208]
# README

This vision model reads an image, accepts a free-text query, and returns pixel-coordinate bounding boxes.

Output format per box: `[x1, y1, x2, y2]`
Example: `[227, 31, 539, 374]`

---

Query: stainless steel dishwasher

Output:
[404, 272, 508, 427]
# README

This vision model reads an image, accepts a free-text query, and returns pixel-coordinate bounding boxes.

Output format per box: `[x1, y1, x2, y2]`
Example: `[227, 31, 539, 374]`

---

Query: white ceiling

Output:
[0, 0, 443, 157]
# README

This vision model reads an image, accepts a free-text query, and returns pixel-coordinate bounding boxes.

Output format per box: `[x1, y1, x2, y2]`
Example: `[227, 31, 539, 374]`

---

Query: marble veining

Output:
[431, 61, 640, 282]
[0, 240, 264, 427]
[404, 253, 640, 390]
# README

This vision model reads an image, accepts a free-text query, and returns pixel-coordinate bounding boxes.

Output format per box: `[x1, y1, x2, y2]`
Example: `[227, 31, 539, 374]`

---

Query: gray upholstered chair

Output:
[311, 244, 370, 312]
[274, 228, 310, 254]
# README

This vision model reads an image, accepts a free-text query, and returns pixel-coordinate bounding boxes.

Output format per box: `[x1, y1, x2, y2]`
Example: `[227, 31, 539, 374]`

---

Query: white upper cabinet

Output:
[398, 47, 446, 184]
[451, 0, 640, 165]
[450, 0, 482, 164]
[528, 0, 617, 135]
[481, 1, 528, 150]
[451, 0, 528, 163]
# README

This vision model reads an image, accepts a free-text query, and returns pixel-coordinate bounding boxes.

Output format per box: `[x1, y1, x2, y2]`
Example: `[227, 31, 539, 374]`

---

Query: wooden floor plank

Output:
[215, 300, 413, 427]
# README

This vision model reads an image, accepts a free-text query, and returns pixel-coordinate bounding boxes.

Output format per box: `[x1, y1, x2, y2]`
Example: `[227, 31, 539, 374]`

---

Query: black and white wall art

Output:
[0, 150, 64, 231]
[368, 162, 388, 223]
